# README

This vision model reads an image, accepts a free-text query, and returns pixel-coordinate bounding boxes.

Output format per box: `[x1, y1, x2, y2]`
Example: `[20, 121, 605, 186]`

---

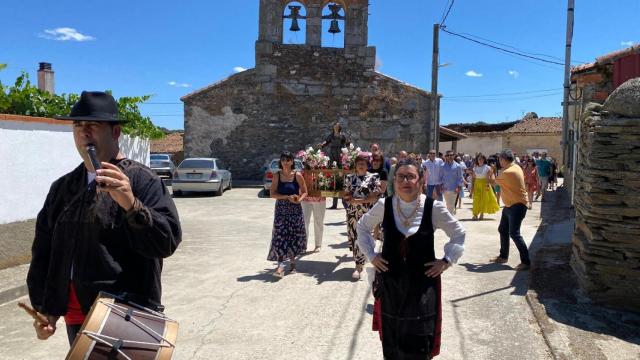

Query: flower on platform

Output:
[296, 146, 329, 170]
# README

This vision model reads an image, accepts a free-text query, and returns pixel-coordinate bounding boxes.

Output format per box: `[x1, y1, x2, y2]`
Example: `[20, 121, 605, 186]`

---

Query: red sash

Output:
[64, 282, 86, 325]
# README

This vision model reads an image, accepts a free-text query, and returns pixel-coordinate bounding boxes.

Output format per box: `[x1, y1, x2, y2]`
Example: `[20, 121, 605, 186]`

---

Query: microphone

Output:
[86, 144, 101, 172]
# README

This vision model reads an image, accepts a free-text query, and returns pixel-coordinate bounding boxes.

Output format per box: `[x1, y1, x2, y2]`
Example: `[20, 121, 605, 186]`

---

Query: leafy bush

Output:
[0, 67, 164, 139]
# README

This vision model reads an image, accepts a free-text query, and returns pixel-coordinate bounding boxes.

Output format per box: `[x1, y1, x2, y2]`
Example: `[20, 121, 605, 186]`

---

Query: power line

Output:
[442, 92, 562, 103]
[441, 28, 566, 66]
[440, 0, 455, 26]
[454, 31, 587, 64]
[445, 88, 561, 99]
[141, 102, 182, 105]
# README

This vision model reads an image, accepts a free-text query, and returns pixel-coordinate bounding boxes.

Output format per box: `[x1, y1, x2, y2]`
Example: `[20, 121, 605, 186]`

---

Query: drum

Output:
[66, 293, 178, 360]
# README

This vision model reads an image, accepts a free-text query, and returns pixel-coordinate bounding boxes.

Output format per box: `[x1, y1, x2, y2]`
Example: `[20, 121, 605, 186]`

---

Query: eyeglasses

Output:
[396, 174, 419, 182]
[445, 154, 453, 157]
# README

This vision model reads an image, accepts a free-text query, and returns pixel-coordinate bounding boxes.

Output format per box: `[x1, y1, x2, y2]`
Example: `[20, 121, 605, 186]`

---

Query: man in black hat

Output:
[26, 91, 182, 345]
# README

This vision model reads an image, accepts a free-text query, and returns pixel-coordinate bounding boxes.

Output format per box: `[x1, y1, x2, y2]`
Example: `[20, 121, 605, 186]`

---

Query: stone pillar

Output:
[306, 3, 321, 46]
[344, 4, 367, 47]
[258, 0, 282, 43]
[571, 78, 640, 312]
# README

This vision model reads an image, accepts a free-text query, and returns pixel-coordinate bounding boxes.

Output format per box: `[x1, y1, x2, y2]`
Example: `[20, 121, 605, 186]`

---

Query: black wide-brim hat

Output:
[55, 91, 128, 122]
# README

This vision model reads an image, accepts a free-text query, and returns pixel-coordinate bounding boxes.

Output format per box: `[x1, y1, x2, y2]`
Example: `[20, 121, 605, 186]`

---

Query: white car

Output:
[172, 158, 232, 196]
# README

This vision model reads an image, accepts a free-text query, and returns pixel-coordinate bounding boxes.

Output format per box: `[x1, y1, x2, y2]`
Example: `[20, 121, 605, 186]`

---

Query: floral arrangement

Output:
[296, 147, 330, 169]
[341, 144, 368, 169]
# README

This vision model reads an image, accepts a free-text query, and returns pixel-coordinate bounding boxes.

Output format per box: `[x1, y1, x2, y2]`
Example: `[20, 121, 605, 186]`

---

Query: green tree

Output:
[0, 69, 164, 139]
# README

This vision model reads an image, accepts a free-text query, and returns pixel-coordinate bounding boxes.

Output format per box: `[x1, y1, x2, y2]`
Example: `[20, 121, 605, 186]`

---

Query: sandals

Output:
[273, 265, 285, 279]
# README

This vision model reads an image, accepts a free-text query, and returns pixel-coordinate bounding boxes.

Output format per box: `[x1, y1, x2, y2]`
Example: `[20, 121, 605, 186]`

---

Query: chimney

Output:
[37, 62, 55, 94]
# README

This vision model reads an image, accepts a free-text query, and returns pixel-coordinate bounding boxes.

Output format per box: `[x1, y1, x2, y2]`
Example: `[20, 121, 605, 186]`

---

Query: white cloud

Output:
[375, 56, 383, 71]
[621, 40, 635, 47]
[508, 70, 519, 78]
[233, 66, 247, 73]
[39, 27, 95, 41]
[168, 81, 191, 88]
[465, 70, 483, 78]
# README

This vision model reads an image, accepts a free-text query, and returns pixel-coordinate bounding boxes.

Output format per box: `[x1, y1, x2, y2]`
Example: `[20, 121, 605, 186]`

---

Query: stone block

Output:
[307, 85, 327, 96]
[255, 41, 273, 55]
[281, 82, 306, 95]
[603, 77, 640, 117]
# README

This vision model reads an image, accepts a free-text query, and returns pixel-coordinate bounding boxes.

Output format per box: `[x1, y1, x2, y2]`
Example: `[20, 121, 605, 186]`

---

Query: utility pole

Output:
[561, 0, 575, 166]
[430, 23, 440, 152]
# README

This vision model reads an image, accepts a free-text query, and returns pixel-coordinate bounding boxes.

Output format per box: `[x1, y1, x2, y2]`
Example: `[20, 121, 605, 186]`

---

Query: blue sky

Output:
[2, 0, 639, 130]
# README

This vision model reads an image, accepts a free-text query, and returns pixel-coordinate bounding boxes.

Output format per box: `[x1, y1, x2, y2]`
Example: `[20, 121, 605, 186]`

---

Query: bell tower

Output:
[255, 0, 375, 74]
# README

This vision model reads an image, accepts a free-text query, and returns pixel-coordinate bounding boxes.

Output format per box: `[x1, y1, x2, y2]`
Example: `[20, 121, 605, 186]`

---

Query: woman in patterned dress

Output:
[268, 151, 308, 278]
[343, 154, 382, 280]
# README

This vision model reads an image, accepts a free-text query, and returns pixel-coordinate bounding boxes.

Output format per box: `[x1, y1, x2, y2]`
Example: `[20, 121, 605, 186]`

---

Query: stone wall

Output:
[570, 78, 640, 312]
[183, 44, 433, 179]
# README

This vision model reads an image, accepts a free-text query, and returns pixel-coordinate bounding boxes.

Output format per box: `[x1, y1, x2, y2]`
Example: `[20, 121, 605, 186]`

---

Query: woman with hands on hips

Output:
[268, 151, 308, 278]
[356, 157, 465, 359]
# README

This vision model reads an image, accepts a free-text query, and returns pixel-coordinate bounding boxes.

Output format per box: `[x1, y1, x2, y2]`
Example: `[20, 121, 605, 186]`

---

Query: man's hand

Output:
[371, 255, 389, 273]
[424, 259, 450, 277]
[33, 314, 59, 340]
[96, 162, 135, 211]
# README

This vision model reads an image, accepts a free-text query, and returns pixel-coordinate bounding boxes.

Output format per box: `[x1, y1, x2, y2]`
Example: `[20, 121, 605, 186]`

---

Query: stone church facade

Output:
[182, 0, 436, 179]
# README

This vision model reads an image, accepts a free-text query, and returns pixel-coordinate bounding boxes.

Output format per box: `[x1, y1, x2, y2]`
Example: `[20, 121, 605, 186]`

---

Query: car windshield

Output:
[180, 159, 214, 169]
[151, 155, 170, 161]
[269, 159, 303, 170]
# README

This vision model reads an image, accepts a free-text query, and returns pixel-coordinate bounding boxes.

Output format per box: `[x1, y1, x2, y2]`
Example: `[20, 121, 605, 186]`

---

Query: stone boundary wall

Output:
[570, 78, 640, 312]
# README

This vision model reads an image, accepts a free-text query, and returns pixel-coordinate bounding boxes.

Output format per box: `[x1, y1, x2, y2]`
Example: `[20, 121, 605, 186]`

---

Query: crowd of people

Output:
[264, 121, 560, 358]
[23, 94, 556, 359]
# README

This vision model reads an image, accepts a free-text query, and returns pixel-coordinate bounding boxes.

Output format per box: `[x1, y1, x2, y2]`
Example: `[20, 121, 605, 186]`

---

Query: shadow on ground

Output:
[528, 185, 640, 347]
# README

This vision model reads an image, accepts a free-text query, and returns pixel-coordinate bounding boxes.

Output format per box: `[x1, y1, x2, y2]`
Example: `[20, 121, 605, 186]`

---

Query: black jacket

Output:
[27, 159, 182, 316]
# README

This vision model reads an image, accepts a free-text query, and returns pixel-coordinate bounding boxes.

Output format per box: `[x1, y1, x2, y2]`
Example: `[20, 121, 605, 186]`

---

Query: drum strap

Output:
[108, 339, 124, 360]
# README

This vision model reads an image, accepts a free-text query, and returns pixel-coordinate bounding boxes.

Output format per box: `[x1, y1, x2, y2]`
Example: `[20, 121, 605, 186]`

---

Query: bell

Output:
[328, 19, 341, 34]
[289, 18, 300, 32]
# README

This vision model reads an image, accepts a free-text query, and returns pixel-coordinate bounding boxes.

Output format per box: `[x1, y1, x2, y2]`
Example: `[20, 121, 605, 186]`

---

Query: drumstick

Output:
[17, 302, 50, 325]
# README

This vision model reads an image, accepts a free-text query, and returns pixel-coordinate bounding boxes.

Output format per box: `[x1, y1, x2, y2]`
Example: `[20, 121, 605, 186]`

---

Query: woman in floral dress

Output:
[343, 154, 381, 280]
[268, 151, 308, 278]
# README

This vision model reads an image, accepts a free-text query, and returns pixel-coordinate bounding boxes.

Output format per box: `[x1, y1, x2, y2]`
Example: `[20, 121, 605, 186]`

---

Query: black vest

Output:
[381, 196, 436, 280]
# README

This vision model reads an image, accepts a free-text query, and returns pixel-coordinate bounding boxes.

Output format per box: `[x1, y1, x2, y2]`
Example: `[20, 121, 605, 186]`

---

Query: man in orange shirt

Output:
[490, 149, 531, 271]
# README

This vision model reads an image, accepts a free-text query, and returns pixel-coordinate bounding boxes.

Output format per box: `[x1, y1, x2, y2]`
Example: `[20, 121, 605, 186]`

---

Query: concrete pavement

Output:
[0, 188, 553, 359]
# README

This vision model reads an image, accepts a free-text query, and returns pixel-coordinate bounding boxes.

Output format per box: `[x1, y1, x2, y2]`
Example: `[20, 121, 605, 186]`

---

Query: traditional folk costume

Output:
[27, 160, 182, 344]
[357, 195, 465, 359]
[472, 165, 500, 217]
[267, 172, 307, 262]
[344, 172, 381, 266]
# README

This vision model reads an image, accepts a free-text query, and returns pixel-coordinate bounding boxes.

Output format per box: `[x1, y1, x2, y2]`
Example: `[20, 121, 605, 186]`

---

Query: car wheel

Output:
[214, 186, 223, 196]
[227, 177, 232, 190]
[263, 189, 270, 196]
[173, 190, 182, 197]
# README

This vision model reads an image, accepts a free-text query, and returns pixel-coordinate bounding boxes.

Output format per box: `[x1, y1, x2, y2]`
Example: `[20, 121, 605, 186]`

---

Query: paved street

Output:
[0, 188, 552, 360]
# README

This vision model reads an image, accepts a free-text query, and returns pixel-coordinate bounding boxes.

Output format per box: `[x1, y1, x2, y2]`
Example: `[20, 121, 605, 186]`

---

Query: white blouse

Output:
[473, 165, 491, 179]
[356, 194, 466, 264]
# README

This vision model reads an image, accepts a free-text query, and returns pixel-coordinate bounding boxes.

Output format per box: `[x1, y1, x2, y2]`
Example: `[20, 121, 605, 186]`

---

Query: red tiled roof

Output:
[151, 132, 183, 153]
[503, 117, 562, 133]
